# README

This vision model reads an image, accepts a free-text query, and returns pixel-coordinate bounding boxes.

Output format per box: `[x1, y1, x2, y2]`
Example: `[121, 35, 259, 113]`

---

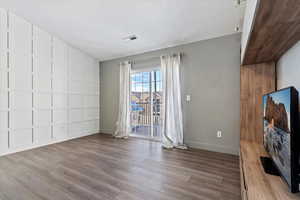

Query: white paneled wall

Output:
[33, 26, 52, 145]
[9, 12, 33, 150]
[69, 47, 100, 138]
[0, 9, 99, 156]
[0, 9, 8, 154]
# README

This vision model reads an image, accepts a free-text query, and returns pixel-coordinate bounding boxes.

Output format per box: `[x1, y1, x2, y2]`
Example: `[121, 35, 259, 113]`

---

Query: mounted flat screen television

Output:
[262, 87, 299, 193]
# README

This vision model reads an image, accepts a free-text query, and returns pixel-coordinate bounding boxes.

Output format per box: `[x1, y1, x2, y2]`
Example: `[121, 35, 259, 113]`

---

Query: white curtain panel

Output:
[114, 61, 132, 138]
[160, 54, 186, 149]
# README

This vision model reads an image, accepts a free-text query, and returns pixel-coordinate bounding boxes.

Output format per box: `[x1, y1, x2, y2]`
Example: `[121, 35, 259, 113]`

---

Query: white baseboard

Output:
[0, 132, 100, 157]
[185, 140, 238, 155]
[99, 130, 238, 155]
[100, 129, 113, 135]
[0, 129, 237, 157]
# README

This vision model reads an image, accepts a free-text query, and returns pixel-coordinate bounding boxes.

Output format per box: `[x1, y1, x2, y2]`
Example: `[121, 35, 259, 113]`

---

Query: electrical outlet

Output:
[217, 131, 222, 138]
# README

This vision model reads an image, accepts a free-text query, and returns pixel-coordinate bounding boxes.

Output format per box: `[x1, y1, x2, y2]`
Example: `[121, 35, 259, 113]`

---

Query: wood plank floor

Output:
[0, 134, 241, 200]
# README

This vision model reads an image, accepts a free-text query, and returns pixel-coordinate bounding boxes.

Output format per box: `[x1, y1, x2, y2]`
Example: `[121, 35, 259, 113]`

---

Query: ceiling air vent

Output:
[123, 35, 138, 41]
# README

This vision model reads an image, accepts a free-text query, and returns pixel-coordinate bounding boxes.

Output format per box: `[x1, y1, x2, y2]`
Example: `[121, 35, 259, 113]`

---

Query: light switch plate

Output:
[186, 95, 191, 102]
[217, 131, 222, 138]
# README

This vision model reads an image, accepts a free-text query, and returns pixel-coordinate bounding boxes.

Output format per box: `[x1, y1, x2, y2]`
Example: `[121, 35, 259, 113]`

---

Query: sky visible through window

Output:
[131, 70, 161, 92]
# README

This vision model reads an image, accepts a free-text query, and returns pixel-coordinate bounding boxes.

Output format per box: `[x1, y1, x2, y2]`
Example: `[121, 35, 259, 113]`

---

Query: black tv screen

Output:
[263, 87, 299, 193]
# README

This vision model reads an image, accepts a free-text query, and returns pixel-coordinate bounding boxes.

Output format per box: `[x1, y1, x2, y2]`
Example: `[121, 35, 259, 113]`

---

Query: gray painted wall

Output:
[100, 33, 241, 155]
[277, 41, 300, 91]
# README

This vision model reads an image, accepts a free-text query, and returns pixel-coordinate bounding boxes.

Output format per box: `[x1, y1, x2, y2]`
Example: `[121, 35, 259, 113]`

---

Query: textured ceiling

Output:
[1, 0, 245, 61]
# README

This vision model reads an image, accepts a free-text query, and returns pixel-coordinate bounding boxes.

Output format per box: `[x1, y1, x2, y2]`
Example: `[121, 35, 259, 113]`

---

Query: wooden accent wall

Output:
[240, 62, 276, 143]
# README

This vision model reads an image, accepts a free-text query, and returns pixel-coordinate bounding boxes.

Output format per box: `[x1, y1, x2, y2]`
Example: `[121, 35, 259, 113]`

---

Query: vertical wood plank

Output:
[240, 62, 275, 143]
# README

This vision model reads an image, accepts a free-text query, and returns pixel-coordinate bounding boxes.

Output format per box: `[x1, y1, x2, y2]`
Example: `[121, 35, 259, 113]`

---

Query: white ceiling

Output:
[1, 0, 245, 61]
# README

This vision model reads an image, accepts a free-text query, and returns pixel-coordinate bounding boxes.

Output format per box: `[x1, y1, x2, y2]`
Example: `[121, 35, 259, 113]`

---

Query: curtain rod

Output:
[130, 52, 183, 64]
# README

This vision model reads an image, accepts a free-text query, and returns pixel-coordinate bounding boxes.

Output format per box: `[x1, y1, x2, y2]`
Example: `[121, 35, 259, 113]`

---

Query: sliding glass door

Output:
[130, 69, 162, 140]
